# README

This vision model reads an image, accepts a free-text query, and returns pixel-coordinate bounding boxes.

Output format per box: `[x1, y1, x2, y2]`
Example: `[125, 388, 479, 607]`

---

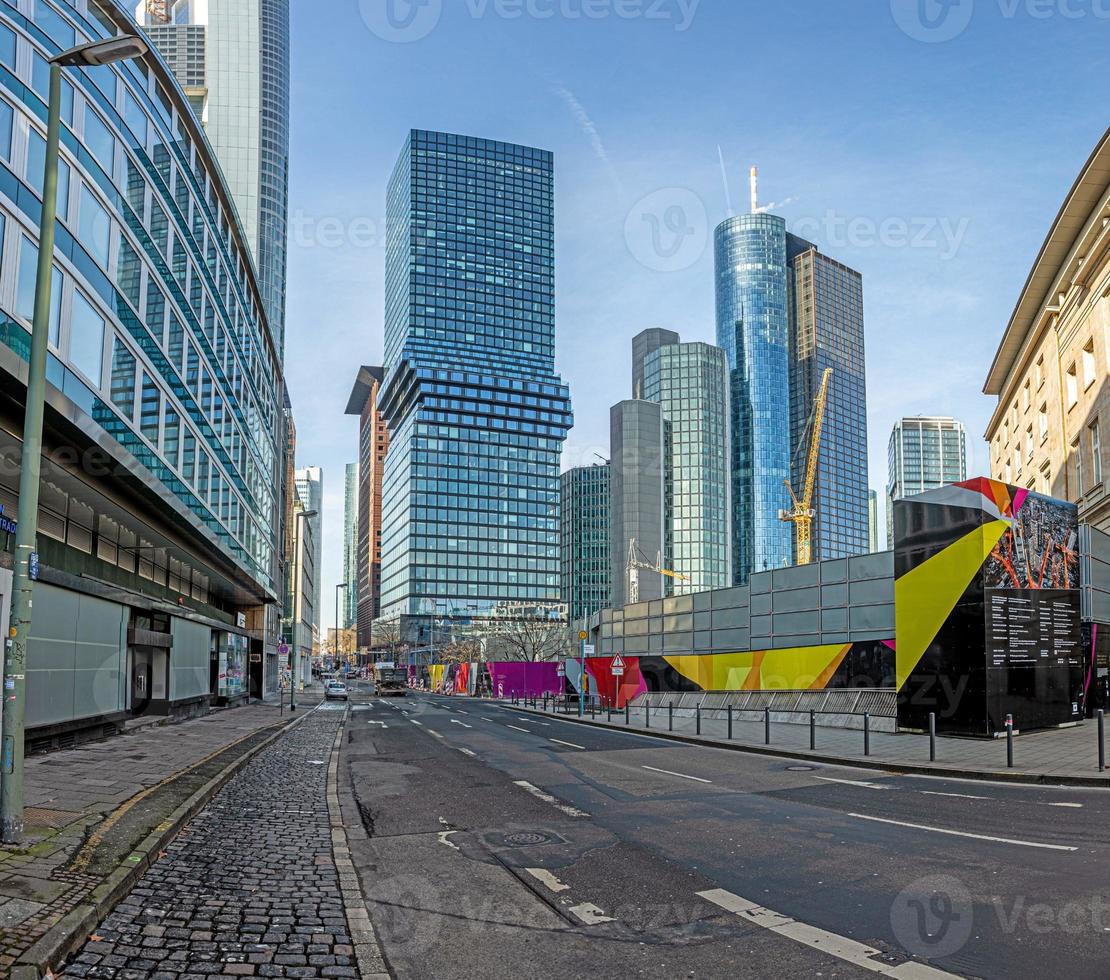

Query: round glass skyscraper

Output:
[714, 212, 793, 582]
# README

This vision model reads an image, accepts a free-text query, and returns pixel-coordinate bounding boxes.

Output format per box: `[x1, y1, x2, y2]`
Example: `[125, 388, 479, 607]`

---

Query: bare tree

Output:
[371, 619, 402, 659]
[491, 618, 572, 663]
[440, 639, 482, 665]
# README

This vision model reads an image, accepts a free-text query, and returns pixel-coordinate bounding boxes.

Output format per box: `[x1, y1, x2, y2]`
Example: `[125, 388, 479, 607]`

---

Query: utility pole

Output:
[0, 35, 149, 844]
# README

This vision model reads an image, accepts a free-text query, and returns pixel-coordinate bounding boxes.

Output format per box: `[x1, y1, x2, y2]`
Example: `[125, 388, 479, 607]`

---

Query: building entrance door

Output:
[131, 648, 153, 715]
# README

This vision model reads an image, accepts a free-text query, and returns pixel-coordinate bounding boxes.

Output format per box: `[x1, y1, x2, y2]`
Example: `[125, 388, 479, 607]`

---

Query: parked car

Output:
[325, 681, 348, 701]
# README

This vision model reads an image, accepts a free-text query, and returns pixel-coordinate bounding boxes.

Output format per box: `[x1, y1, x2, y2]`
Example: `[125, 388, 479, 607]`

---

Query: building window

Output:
[78, 184, 111, 268]
[1066, 364, 1079, 409]
[1091, 420, 1103, 487]
[1026, 425, 1033, 461]
[1022, 381, 1030, 411]
[1039, 404, 1048, 444]
[1075, 440, 1084, 497]
[16, 236, 62, 346]
[70, 290, 105, 385]
[27, 129, 71, 220]
[110, 337, 136, 419]
[1036, 355, 1044, 390]
[1083, 340, 1097, 391]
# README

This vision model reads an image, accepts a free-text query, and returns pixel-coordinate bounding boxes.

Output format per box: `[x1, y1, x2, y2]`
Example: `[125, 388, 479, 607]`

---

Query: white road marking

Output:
[428, 730, 444, 739]
[506, 725, 532, 734]
[641, 765, 712, 784]
[549, 738, 586, 750]
[450, 719, 473, 729]
[697, 888, 960, 979]
[366, 721, 388, 729]
[813, 776, 890, 790]
[920, 791, 989, 801]
[410, 720, 423, 727]
[458, 747, 477, 758]
[847, 813, 1078, 851]
[456, 709, 469, 715]
[437, 831, 460, 852]
[568, 903, 613, 926]
[525, 868, 570, 893]
[1046, 802, 1084, 808]
[513, 780, 591, 818]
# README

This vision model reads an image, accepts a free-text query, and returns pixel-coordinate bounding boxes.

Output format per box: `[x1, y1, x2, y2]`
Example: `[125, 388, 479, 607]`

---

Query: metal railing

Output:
[631, 688, 897, 718]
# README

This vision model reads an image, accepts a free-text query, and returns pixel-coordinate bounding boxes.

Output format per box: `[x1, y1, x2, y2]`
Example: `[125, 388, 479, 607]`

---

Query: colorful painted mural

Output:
[894, 477, 1085, 735]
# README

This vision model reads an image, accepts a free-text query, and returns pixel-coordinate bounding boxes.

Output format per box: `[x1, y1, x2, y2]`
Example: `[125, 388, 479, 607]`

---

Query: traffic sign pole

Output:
[578, 630, 587, 717]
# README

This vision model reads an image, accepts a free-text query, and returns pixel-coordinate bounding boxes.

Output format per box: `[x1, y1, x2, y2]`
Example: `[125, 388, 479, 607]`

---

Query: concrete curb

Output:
[13, 702, 324, 980]
[505, 704, 1110, 788]
[326, 708, 391, 980]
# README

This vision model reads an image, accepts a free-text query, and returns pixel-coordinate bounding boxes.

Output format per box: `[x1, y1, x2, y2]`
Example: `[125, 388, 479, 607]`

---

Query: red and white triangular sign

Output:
[612, 655, 625, 669]
[611, 654, 625, 675]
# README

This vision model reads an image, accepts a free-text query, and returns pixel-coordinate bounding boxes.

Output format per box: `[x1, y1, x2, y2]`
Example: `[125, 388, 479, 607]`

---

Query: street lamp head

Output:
[52, 36, 149, 68]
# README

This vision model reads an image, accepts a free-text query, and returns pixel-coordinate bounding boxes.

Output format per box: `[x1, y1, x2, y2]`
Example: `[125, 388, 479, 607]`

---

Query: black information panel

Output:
[986, 589, 1082, 667]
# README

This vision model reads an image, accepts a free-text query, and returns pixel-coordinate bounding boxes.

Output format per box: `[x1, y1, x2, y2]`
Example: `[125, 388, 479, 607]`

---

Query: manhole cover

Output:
[503, 831, 557, 847]
[786, 765, 816, 771]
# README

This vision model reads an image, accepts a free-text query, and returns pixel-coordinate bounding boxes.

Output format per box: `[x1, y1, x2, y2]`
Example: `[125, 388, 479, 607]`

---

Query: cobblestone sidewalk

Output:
[61, 704, 360, 979]
[0, 695, 323, 975]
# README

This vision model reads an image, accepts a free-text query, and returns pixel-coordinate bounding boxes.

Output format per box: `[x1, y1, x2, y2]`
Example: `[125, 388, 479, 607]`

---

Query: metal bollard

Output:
[929, 712, 936, 762]
[727, 705, 733, 740]
[669, 702, 674, 731]
[1099, 709, 1106, 773]
[1006, 714, 1014, 768]
[645, 703, 650, 729]
[863, 711, 870, 756]
[696, 704, 701, 735]
[764, 706, 771, 744]
[625, 703, 630, 726]
[809, 710, 816, 750]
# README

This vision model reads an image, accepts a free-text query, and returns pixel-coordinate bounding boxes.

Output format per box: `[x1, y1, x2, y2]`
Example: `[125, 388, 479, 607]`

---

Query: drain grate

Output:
[502, 831, 560, 848]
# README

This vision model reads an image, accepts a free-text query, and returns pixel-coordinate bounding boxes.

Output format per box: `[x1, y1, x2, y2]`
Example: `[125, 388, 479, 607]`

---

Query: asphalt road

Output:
[340, 689, 1110, 980]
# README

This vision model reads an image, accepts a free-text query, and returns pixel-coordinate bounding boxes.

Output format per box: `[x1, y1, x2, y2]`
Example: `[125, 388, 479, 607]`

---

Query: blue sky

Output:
[284, 0, 1110, 633]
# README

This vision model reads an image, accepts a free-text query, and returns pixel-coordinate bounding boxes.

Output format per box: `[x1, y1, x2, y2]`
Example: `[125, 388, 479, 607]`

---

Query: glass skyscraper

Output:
[640, 336, 731, 595]
[560, 465, 611, 626]
[715, 213, 792, 582]
[887, 417, 968, 543]
[787, 235, 869, 562]
[379, 131, 573, 624]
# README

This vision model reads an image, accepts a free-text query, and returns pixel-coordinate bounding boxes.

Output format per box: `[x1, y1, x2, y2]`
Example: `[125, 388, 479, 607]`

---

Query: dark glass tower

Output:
[379, 131, 573, 623]
[714, 213, 793, 583]
[787, 235, 869, 562]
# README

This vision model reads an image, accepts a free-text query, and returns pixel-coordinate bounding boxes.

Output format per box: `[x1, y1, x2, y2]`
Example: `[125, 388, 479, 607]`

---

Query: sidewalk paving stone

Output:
[0, 689, 325, 975]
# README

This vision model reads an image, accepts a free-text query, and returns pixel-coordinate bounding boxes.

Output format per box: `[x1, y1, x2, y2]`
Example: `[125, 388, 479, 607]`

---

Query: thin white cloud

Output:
[552, 85, 623, 197]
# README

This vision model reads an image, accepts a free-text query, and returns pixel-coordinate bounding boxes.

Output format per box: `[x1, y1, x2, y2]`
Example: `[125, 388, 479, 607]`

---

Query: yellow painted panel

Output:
[894, 519, 1008, 689]
[756, 644, 852, 690]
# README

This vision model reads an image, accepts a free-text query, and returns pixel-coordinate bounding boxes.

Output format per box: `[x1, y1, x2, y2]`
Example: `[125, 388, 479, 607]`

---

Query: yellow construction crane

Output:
[626, 538, 689, 604]
[779, 367, 833, 566]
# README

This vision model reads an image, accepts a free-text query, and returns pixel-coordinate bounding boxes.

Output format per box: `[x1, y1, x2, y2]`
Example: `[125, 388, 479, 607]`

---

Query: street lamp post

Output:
[290, 508, 317, 713]
[335, 583, 348, 672]
[0, 35, 148, 845]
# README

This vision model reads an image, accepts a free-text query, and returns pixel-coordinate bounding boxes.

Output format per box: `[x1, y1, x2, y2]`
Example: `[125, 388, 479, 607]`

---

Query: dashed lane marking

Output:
[506, 725, 532, 734]
[697, 888, 961, 979]
[525, 868, 570, 893]
[847, 812, 1078, 851]
[458, 747, 477, 757]
[641, 765, 712, 784]
[513, 780, 591, 818]
[813, 776, 890, 790]
[549, 738, 586, 750]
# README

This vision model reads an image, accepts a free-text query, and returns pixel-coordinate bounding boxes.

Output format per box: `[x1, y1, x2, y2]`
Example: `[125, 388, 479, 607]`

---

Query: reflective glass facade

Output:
[714, 213, 792, 582]
[0, 0, 282, 602]
[379, 130, 572, 620]
[642, 340, 731, 594]
[787, 236, 869, 562]
[560, 464, 610, 626]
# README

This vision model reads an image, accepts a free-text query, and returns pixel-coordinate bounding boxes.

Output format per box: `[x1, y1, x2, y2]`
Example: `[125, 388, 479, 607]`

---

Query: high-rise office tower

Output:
[787, 235, 869, 562]
[346, 367, 389, 647]
[636, 331, 731, 595]
[887, 417, 968, 542]
[294, 467, 323, 640]
[715, 212, 793, 582]
[342, 463, 359, 629]
[136, 0, 291, 354]
[610, 400, 665, 607]
[378, 131, 573, 627]
[560, 465, 611, 627]
[868, 489, 880, 553]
